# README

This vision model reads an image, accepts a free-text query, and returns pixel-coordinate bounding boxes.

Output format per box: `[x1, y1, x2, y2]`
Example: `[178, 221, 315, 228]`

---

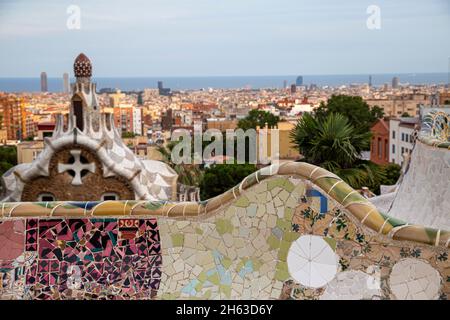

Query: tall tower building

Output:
[296, 76, 303, 86]
[63, 72, 69, 93]
[369, 75, 372, 87]
[392, 76, 399, 89]
[40, 72, 48, 92]
[290, 84, 297, 94]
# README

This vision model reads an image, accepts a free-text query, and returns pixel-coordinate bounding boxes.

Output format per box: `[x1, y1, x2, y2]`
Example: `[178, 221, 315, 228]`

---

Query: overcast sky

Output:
[0, 0, 449, 77]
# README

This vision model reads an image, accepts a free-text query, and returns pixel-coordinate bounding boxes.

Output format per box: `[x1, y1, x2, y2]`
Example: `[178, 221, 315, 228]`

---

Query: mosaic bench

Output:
[0, 162, 448, 300]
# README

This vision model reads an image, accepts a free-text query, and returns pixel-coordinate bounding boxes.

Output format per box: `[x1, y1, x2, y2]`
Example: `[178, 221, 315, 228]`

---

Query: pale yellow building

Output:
[257, 121, 301, 162]
[207, 119, 238, 131]
[366, 93, 429, 117]
[16, 140, 44, 164]
[0, 129, 7, 143]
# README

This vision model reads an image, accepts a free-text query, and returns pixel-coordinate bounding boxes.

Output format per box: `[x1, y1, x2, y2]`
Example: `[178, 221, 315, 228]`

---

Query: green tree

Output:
[401, 112, 410, 117]
[290, 113, 385, 190]
[237, 109, 279, 131]
[199, 163, 257, 200]
[366, 163, 401, 195]
[0, 146, 17, 176]
[122, 131, 136, 138]
[315, 95, 384, 134]
[382, 163, 401, 185]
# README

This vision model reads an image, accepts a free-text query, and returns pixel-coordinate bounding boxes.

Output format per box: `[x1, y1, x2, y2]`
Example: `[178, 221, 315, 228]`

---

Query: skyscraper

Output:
[296, 76, 303, 86]
[369, 75, 372, 87]
[290, 84, 297, 94]
[137, 92, 143, 105]
[392, 76, 399, 89]
[40, 72, 48, 92]
[157, 81, 171, 96]
[283, 80, 287, 89]
[63, 73, 69, 93]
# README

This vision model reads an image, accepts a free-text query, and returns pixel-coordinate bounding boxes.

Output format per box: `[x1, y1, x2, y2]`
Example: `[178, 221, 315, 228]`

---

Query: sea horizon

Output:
[0, 72, 449, 93]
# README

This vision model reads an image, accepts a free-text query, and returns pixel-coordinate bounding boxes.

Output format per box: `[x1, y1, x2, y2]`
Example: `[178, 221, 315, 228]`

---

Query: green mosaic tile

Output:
[323, 237, 337, 251]
[171, 233, 184, 247]
[283, 231, 300, 242]
[275, 262, 289, 281]
[222, 257, 232, 270]
[208, 273, 220, 285]
[220, 285, 231, 298]
[267, 178, 285, 190]
[203, 290, 212, 299]
[284, 207, 294, 221]
[276, 218, 291, 232]
[215, 218, 234, 235]
[283, 180, 295, 192]
[198, 271, 207, 282]
[267, 234, 281, 249]
[234, 196, 250, 207]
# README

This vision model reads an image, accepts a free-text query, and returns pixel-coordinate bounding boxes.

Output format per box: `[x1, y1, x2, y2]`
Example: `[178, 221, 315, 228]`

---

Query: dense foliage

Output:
[122, 131, 137, 138]
[0, 146, 17, 176]
[199, 163, 257, 200]
[315, 95, 384, 135]
[290, 112, 386, 190]
[237, 109, 279, 131]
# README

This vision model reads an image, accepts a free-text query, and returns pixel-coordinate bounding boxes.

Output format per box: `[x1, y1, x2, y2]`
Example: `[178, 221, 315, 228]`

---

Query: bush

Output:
[199, 163, 257, 200]
[366, 163, 401, 195]
[0, 146, 17, 176]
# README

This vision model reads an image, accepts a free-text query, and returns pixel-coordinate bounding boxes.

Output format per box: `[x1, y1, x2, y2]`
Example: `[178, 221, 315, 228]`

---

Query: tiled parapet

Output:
[2, 162, 448, 247]
[0, 162, 448, 300]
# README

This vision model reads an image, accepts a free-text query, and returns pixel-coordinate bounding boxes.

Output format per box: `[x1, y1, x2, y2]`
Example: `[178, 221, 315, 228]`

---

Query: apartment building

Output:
[16, 122, 55, 164]
[0, 94, 24, 140]
[389, 117, 418, 165]
[370, 119, 390, 165]
[112, 104, 143, 135]
[366, 93, 429, 117]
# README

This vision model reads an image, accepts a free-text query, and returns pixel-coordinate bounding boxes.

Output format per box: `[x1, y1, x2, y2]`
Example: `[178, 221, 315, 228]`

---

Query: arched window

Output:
[101, 193, 119, 201]
[38, 193, 55, 202]
[73, 96, 84, 131]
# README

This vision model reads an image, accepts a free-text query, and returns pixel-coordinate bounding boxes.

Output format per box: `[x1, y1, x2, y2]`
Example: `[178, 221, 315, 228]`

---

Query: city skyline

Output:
[0, 0, 449, 77]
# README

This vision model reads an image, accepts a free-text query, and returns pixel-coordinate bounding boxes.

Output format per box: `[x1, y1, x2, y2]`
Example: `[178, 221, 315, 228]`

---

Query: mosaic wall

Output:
[0, 175, 449, 300]
[156, 177, 449, 300]
[1, 218, 161, 299]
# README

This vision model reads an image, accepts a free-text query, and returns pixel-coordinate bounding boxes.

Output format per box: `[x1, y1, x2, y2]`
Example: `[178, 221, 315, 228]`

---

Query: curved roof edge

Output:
[417, 134, 450, 149]
[0, 161, 448, 248]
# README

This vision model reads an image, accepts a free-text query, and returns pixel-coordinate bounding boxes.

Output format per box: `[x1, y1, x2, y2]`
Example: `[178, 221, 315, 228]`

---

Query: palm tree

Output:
[290, 113, 385, 190]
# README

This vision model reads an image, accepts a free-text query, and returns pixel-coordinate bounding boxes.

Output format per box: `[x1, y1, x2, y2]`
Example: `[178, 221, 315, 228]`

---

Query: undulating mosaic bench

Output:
[0, 161, 448, 300]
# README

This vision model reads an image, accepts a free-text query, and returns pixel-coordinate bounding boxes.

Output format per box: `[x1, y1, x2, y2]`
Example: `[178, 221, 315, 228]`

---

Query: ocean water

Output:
[0, 73, 448, 93]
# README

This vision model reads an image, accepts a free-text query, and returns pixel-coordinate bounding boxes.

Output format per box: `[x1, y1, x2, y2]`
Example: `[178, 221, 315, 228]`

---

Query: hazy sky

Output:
[0, 0, 449, 77]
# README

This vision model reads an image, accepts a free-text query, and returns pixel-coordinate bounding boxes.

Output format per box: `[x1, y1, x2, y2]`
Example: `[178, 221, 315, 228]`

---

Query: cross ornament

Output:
[58, 149, 95, 185]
